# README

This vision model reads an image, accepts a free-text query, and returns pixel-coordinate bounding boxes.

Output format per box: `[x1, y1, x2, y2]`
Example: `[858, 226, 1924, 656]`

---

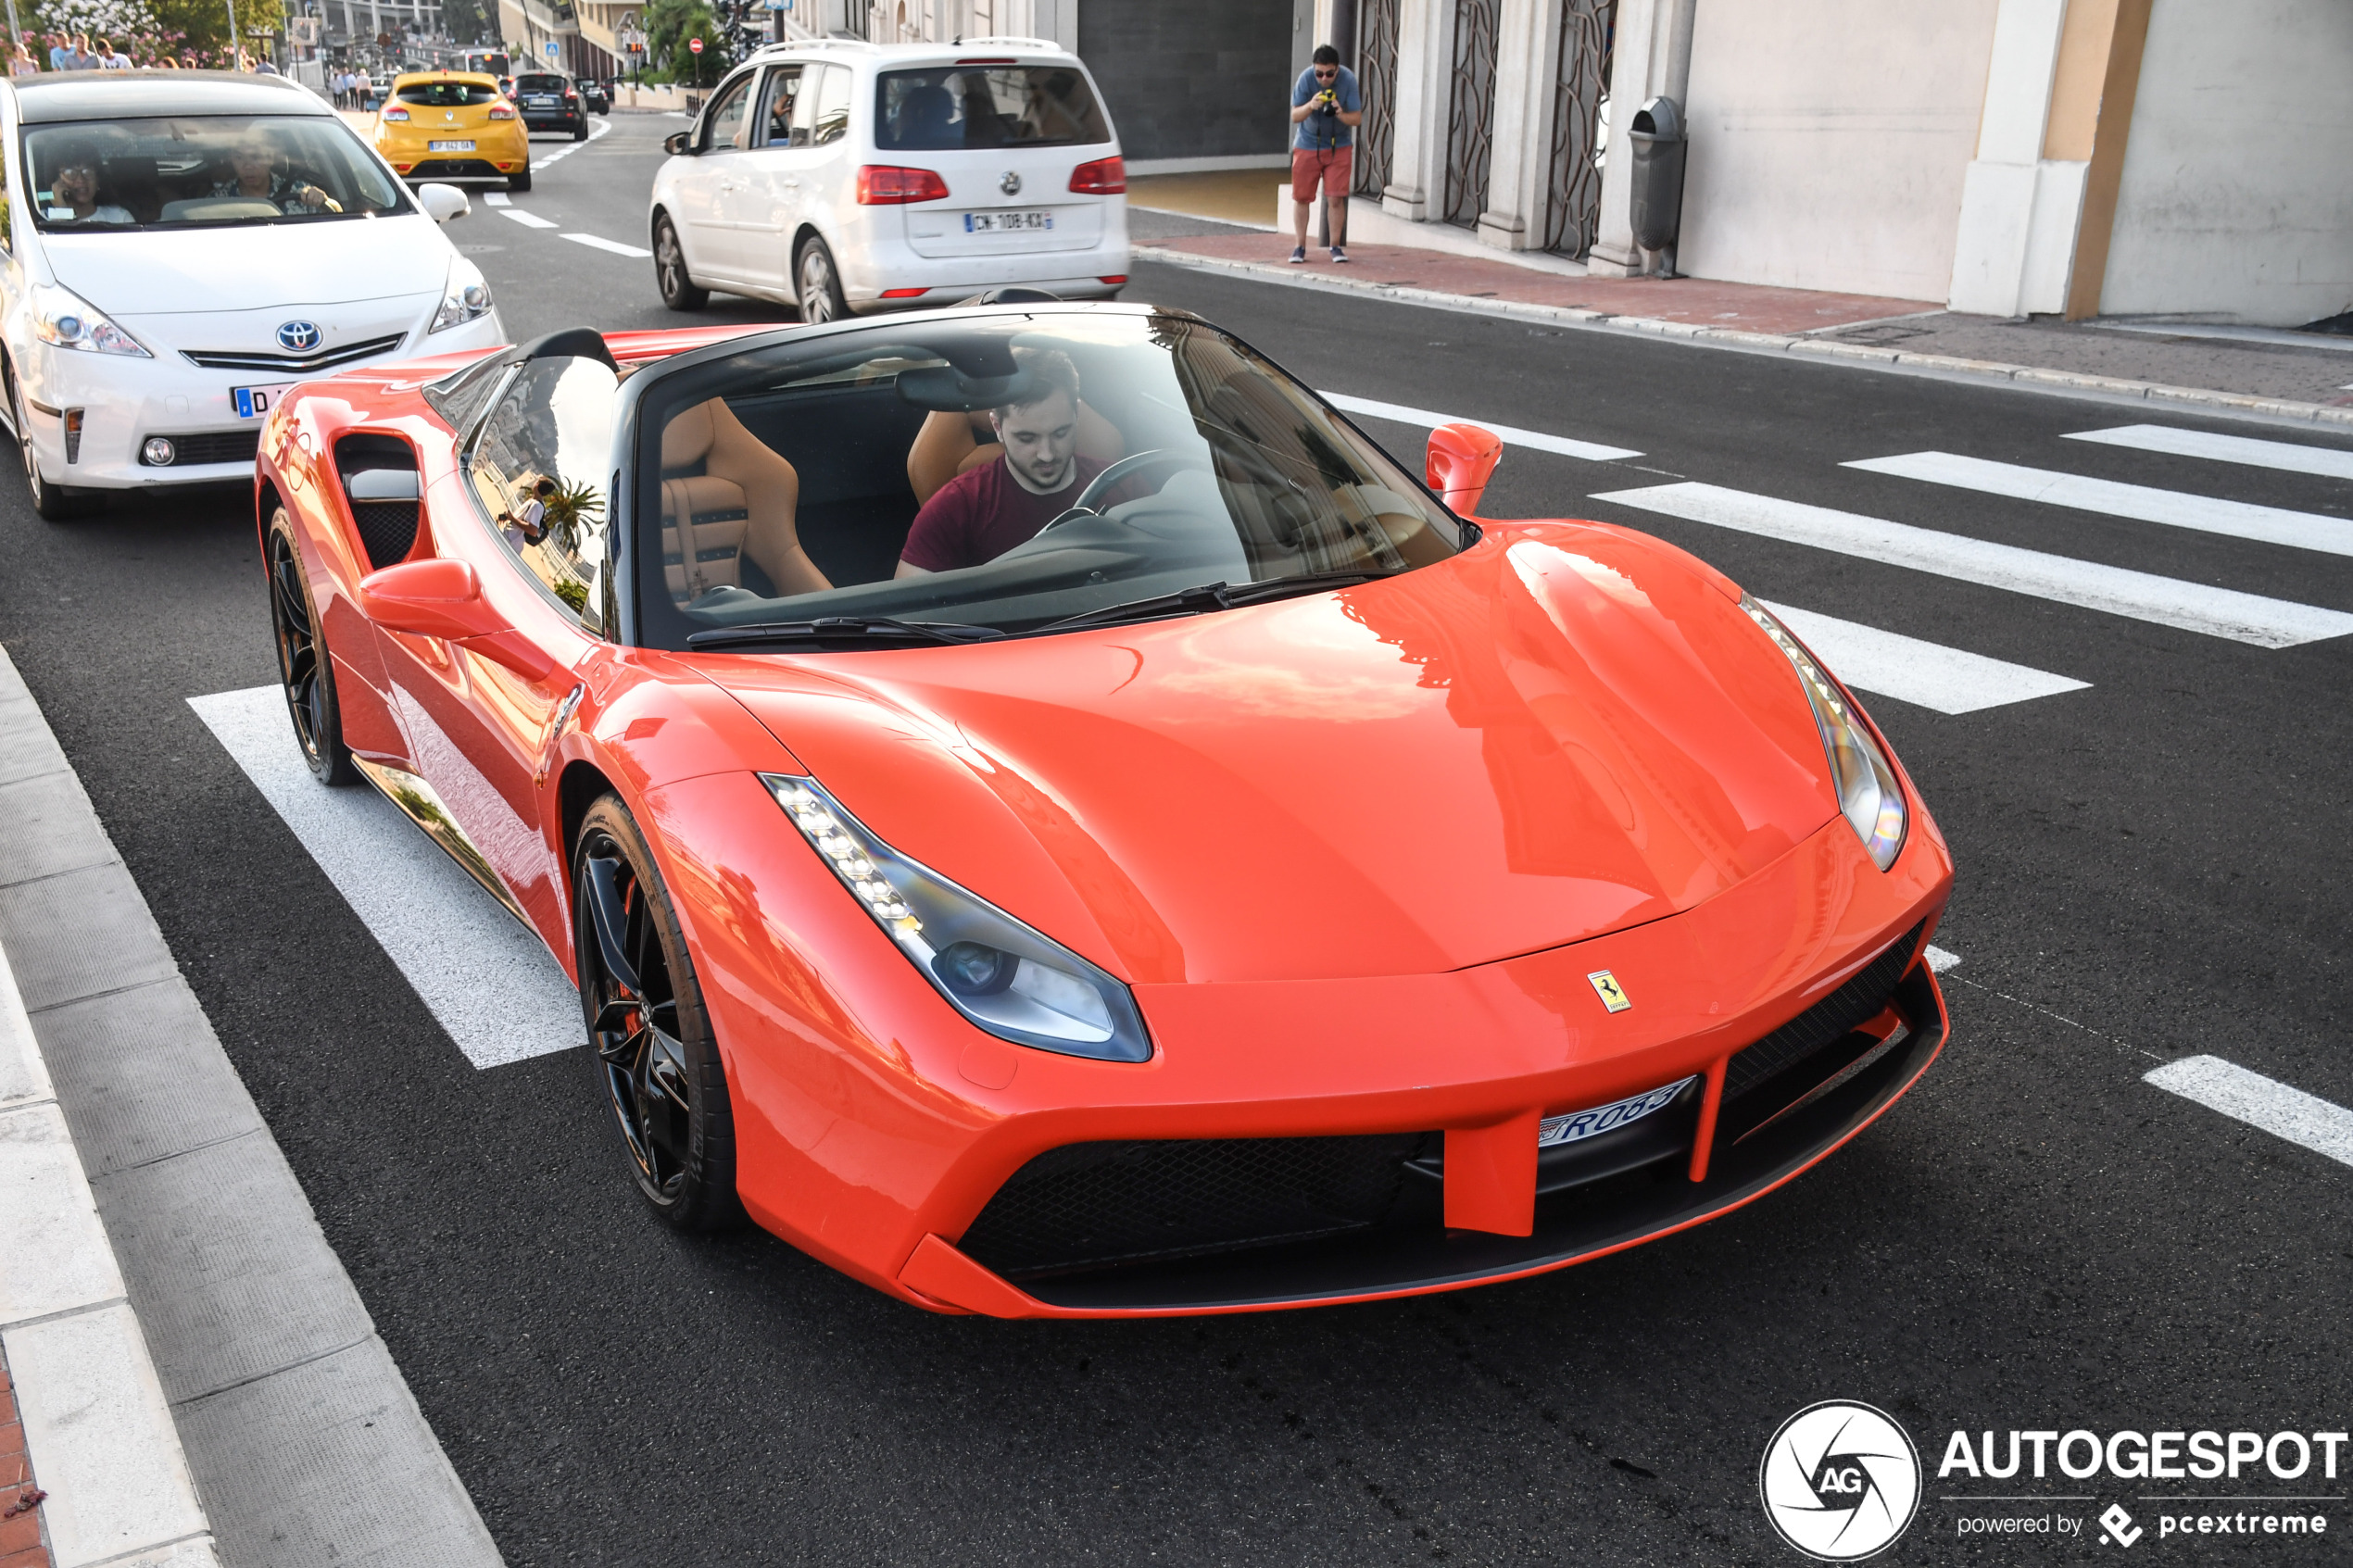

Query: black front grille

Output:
[182, 332, 409, 374]
[405, 158, 505, 179]
[1725, 922, 1924, 1104]
[139, 428, 260, 466]
[959, 1133, 1436, 1280]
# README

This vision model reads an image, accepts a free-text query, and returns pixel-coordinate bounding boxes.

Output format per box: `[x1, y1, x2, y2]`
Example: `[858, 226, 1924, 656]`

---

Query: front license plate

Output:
[231, 383, 294, 419]
[1539, 1075, 1698, 1148]
[963, 208, 1054, 233]
[427, 139, 476, 152]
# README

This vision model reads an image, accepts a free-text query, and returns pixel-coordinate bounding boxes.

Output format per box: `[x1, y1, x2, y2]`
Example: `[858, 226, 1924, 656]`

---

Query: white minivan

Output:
[648, 37, 1129, 320]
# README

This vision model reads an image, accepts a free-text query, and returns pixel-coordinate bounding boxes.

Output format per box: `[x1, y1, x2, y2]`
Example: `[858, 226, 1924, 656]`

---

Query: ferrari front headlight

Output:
[1742, 597, 1907, 870]
[30, 282, 148, 357]
[763, 775, 1153, 1062]
[430, 257, 495, 333]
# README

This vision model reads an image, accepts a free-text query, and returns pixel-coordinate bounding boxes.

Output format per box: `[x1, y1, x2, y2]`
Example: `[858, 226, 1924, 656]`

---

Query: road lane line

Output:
[1926, 946, 1959, 972]
[1322, 392, 1643, 461]
[2144, 1056, 2353, 1168]
[529, 115, 612, 171]
[1843, 450, 2353, 558]
[497, 207, 559, 230]
[562, 232, 653, 258]
[1760, 600, 2089, 714]
[188, 685, 579, 1071]
[1589, 482, 2353, 647]
[2064, 424, 2353, 482]
[484, 190, 510, 207]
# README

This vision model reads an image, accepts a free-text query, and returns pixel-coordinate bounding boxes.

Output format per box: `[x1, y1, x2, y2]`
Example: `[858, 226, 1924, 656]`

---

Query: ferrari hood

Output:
[42, 212, 451, 316]
[711, 525, 1843, 986]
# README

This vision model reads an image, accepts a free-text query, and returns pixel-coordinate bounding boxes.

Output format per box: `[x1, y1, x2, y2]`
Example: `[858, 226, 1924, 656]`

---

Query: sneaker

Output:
[1289, 246, 1306, 264]
[1329, 245, 1350, 263]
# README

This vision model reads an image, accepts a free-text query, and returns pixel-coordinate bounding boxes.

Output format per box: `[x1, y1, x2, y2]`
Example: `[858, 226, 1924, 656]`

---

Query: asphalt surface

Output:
[2, 110, 2349, 1564]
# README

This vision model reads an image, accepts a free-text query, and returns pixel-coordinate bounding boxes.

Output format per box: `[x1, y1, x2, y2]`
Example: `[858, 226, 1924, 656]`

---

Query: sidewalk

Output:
[1127, 201, 2353, 428]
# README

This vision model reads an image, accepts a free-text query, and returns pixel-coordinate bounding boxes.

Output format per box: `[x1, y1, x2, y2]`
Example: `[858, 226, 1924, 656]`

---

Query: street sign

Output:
[687, 36, 702, 52]
[544, 40, 558, 56]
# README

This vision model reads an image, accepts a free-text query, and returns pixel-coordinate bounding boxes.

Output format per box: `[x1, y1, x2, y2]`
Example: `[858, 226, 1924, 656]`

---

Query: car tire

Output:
[796, 235, 848, 325]
[9, 368, 98, 521]
[574, 794, 746, 1233]
[654, 214, 708, 310]
[572, 120, 586, 141]
[509, 166, 532, 193]
[265, 508, 360, 786]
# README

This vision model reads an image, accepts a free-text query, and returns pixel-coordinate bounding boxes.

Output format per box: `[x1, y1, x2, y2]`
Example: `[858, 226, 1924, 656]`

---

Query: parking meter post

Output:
[1626, 94, 1687, 279]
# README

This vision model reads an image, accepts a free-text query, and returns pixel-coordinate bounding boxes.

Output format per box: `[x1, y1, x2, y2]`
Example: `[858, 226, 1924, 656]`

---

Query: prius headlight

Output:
[1741, 597, 1907, 871]
[30, 282, 149, 357]
[763, 775, 1153, 1062]
[429, 257, 495, 333]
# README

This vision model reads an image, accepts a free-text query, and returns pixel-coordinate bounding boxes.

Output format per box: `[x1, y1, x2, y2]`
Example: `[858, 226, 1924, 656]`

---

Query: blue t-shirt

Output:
[1292, 65, 1360, 151]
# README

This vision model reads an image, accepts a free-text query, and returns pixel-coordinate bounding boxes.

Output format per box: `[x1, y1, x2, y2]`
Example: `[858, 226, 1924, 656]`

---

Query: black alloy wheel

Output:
[797, 235, 848, 324]
[575, 796, 744, 1230]
[266, 508, 359, 785]
[654, 213, 708, 310]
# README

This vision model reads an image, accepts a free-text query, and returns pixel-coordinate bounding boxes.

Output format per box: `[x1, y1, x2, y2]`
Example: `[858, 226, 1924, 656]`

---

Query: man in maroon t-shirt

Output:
[897, 349, 1103, 577]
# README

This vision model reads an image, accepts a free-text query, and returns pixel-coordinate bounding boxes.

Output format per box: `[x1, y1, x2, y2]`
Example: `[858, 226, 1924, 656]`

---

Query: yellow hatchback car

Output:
[374, 71, 533, 192]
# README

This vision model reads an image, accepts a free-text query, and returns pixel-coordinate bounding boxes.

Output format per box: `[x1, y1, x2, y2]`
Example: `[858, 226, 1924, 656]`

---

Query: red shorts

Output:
[1291, 146, 1353, 203]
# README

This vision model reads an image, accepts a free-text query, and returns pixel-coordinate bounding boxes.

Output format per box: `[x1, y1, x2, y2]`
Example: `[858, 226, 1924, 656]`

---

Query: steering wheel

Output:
[1042, 447, 1214, 527]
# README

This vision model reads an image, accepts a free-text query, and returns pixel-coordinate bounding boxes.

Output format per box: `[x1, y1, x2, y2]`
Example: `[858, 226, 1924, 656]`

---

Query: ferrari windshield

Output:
[22, 116, 408, 232]
[632, 309, 1467, 649]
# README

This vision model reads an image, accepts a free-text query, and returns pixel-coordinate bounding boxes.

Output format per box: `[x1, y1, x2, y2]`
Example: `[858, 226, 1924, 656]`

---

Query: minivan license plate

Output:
[964, 209, 1053, 233]
[232, 383, 294, 419]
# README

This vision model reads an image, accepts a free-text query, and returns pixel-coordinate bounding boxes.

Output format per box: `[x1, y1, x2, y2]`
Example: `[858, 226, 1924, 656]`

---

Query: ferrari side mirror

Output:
[415, 182, 470, 223]
[1426, 423, 1504, 518]
[359, 557, 554, 680]
[663, 131, 694, 156]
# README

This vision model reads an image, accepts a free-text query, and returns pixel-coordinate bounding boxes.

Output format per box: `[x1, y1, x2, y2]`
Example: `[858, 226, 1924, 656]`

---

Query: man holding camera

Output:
[1290, 44, 1362, 265]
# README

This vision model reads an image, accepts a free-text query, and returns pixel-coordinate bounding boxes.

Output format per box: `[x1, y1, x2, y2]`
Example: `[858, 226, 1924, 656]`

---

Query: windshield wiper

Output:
[1037, 572, 1388, 634]
[686, 616, 1008, 651]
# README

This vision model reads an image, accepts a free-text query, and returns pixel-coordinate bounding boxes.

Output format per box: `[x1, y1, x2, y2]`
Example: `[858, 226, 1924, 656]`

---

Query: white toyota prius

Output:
[0, 70, 503, 518]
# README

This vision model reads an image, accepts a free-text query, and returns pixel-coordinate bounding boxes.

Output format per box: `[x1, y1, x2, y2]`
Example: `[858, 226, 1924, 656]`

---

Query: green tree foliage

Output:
[642, 0, 727, 84]
[141, 0, 283, 62]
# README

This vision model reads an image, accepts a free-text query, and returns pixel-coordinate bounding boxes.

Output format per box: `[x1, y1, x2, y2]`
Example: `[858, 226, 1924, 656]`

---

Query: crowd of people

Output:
[329, 68, 376, 108]
[3, 30, 293, 75]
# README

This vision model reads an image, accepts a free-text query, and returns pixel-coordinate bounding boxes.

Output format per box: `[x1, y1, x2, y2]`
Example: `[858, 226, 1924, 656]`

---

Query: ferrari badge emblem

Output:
[1587, 971, 1632, 1013]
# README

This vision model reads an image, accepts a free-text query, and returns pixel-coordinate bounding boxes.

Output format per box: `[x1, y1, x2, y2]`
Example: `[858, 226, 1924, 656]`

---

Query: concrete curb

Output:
[0, 645, 504, 1568]
[1, 915, 218, 1568]
[1134, 245, 2353, 433]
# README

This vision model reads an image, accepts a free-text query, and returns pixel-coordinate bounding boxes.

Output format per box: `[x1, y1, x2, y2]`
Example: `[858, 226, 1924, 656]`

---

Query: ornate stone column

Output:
[1380, 0, 1453, 220]
[1587, 0, 1695, 276]
[1476, 0, 1555, 251]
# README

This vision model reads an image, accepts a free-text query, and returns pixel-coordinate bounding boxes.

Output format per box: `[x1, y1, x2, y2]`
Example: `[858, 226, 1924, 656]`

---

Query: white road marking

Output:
[1843, 450, 2353, 558]
[530, 115, 612, 171]
[484, 190, 510, 207]
[1590, 482, 2353, 648]
[1321, 392, 1643, 462]
[562, 232, 653, 258]
[1761, 600, 2089, 714]
[2145, 1055, 2353, 1169]
[189, 685, 580, 1071]
[2063, 423, 2353, 483]
[498, 207, 560, 230]
[1925, 945, 1960, 972]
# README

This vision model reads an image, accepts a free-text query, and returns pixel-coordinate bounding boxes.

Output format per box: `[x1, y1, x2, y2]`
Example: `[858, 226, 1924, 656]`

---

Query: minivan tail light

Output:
[1068, 156, 1125, 194]
[857, 165, 950, 205]
[487, 103, 516, 119]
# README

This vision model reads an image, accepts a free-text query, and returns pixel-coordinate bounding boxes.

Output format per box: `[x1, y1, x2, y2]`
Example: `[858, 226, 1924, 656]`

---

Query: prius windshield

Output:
[629, 309, 1468, 651]
[23, 115, 409, 232]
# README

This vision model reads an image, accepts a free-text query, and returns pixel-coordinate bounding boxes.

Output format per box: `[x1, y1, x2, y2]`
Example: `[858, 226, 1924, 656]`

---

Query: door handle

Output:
[780, 177, 799, 189]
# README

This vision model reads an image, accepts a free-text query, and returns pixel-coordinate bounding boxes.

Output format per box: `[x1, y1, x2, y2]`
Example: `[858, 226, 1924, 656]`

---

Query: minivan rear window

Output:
[397, 81, 500, 106]
[876, 66, 1108, 151]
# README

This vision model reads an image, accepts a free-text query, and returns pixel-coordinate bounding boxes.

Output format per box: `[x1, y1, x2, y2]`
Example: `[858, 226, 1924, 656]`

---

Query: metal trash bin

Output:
[1628, 95, 1687, 260]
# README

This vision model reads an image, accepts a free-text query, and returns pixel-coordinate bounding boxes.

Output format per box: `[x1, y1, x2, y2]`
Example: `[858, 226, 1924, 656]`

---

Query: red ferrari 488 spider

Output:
[254, 302, 1953, 1316]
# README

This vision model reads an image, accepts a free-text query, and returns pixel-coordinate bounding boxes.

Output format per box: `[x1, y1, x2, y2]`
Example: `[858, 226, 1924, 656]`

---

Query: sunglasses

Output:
[1315, 68, 1338, 78]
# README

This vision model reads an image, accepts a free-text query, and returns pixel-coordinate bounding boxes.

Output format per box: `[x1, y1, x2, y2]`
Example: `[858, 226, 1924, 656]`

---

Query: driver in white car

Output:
[210, 131, 338, 213]
[895, 348, 1109, 578]
[40, 140, 134, 224]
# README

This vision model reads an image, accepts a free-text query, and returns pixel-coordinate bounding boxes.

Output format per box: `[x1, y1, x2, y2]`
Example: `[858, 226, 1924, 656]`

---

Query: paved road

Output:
[2, 110, 2349, 1564]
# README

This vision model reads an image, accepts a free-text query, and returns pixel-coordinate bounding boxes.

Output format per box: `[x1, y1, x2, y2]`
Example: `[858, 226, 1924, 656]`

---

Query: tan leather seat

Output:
[660, 398, 828, 600]
[906, 404, 1127, 506]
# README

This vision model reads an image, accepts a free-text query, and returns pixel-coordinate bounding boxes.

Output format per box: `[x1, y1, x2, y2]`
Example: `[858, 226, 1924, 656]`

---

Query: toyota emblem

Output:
[276, 320, 322, 353]
[1000, 170, 1022, 196]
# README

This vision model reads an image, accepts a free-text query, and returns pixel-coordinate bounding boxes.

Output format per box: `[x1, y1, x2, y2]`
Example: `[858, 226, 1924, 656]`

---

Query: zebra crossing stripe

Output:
[1758, 600, 2088, 714]
[1588, 482, 2353, 648]
[1321, 392, 1643, 462]
[2145, 1056, 2353, 1169]
[1843, 451, 2353, 558]
[2062, 424, 2353, 483]
[498, 207, 560, 230]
